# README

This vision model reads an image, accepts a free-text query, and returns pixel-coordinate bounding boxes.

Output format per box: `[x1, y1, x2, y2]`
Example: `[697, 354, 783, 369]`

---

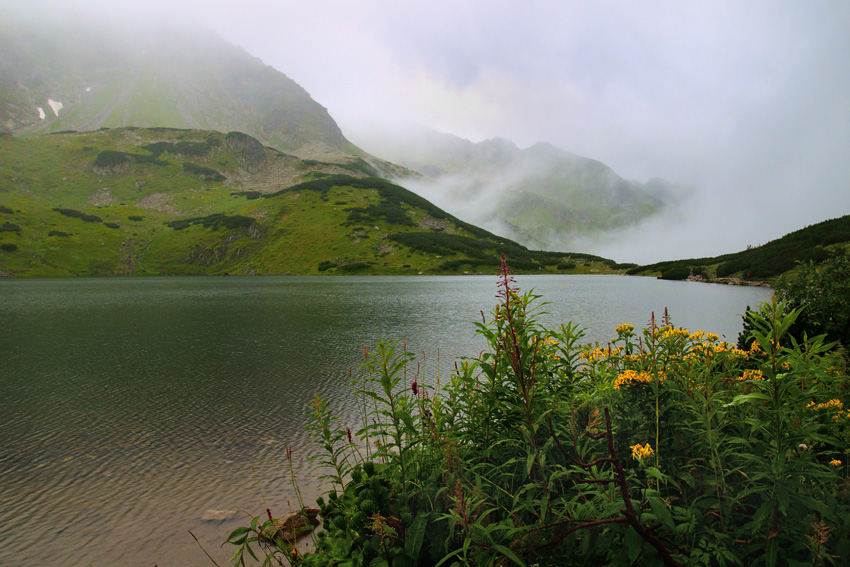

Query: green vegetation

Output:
[165, 213, 255, 231]
[141, 140, 212, 158]
[0, 129, 623, 277]
[182, 162, 226, 181]
[658, 265, 690, 281]
[228, 260, 850, 567]
[628, 215, 850, 281]
[93, 150, 168, 168]
[774, 252, 850, 346]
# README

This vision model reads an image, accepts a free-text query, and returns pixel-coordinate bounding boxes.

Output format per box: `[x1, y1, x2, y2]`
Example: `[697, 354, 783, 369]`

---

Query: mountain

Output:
[351, 126, 686, 250]
[0, 127, 625, 277]
[0, 19, 408, 178]
[626, 215, 850, 281]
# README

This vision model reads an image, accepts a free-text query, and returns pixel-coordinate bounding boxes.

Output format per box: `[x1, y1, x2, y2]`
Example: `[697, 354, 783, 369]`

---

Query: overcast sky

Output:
[7, 0, 850, 262]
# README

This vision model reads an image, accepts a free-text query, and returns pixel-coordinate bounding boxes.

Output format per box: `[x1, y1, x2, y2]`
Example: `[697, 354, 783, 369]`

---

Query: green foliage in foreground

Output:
[775, 252, 850, 347]
[228, 260, 850, 567]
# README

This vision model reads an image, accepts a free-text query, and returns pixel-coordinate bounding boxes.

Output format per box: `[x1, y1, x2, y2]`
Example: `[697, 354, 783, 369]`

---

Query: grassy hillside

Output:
[626, 214, 850, 281]
[0, 128, 624, 277]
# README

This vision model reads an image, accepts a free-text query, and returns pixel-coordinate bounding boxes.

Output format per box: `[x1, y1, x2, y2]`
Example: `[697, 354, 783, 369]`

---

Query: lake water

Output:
[0, 275, 771, 566]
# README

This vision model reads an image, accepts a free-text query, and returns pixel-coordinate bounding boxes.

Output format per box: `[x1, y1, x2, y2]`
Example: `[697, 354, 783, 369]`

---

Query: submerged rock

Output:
[201, 509, 239, 522]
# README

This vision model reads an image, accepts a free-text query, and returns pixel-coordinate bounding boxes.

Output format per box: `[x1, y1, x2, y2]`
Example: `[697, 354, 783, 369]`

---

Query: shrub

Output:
[228, 257, 850, 567]
[165, 214, 254, 231]
[0, 205, 13, 214]
[317, 261, 336, 272]
[0, 221, 21, 232]
[337, 262, 371, 272]
[182, 162, 225, 181]
[774, 252, 850, 346]
[659, 265, 690, 280]
[48, 231, 71, 237]
[103, 222, 120, 229]
[128, 215, 144, 221]
[0, 242, 17, 251]
[93, 150, 167, 168]
[557, 261, 577, 270]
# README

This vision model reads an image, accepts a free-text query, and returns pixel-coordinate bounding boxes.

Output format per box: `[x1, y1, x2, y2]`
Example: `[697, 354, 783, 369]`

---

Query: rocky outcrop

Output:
[225, 131, 267, 174]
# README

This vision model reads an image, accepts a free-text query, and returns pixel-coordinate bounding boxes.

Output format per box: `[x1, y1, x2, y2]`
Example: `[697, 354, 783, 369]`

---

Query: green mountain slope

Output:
[626, 215, 850, 281]
[0, 128, 624, 277]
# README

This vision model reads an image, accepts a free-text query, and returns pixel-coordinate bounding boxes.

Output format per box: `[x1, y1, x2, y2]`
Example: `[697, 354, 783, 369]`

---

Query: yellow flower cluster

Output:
[749, 341, 762, 354]
[614, 369, 658, 389]
[808, 399, 844, 411]
[829, 459, 842, 467]
[631, 443, 654, 461]
[581, 346, 622, 362]
[740, 369, 764, 381]
[661, 327, 691, 340]
[616, 323, 634, 335]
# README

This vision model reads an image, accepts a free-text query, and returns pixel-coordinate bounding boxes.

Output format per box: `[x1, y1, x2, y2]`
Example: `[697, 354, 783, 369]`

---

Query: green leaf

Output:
[649, 497, 675, 532]
[625, 527, 643, 564]
[766, 538, 778, 567]
[404, 515, 428, 558]
[724, 392, 771, 407]
[525, 452, 536, 478]
[492, 544, 526, 567]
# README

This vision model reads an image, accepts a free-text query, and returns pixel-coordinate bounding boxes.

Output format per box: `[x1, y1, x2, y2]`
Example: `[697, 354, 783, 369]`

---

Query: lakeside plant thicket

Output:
[226, 257, 850, 567]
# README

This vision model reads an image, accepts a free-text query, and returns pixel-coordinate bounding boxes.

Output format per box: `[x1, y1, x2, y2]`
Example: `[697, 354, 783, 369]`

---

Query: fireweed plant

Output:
[226, 257, 850, 567]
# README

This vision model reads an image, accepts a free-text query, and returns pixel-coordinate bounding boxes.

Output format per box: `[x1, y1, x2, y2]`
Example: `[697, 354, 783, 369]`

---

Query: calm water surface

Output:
[0, 275, 771, 566]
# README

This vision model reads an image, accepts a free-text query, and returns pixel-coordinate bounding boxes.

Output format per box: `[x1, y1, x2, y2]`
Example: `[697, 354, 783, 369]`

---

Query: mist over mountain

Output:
[350, 125, 691, 251]
[0, 20, 349, 156]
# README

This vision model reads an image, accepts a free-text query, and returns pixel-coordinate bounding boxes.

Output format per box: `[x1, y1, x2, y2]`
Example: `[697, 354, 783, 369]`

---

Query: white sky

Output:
[6, 0, 850, 262]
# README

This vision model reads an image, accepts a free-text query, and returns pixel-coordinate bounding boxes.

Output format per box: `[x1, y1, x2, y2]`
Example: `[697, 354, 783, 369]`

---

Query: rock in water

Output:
[201, 509, 239, 522]
[260, 508, 321, 544]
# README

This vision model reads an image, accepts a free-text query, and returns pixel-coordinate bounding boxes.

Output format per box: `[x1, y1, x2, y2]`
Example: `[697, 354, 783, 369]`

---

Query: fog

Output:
[4, 0, 850, 263]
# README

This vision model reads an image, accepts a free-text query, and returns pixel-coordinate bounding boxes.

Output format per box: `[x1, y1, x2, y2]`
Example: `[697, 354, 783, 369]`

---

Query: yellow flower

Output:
[808, 399, 844, 411]
[829, 459, 842, 467]
[616, 323, 634, 335]
[749, 341, 762, 354]
[631, 443, 654, 461]
[614, 369, 656, 389]
[741, 369, 764, 381]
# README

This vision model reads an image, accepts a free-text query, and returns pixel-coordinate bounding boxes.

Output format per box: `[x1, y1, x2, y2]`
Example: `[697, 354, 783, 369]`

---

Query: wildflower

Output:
[741, 369, 764, 381]
[616, 323, 634, 335]
[807, 399, 844, 411]
[614, 369, 657, 389]
[411, 380, 419, 396]
[631, 443, 654, 461]
[829, 459, 842, 467]
[749, 341, 762, 354]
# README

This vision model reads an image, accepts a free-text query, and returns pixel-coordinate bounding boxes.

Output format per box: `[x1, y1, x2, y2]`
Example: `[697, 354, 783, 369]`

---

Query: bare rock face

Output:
[260, 508, 321, 544]
[225, 131, 267, 174]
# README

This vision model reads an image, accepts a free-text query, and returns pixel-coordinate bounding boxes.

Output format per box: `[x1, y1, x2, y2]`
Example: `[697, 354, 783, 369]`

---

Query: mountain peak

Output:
[0, 20, 348, 153]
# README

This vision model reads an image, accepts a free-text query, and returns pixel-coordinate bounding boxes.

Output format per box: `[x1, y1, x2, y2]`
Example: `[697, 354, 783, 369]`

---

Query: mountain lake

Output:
[0, 274, 772, 566]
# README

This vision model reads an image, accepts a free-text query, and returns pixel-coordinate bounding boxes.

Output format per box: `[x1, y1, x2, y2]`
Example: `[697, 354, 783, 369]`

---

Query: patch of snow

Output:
[47, 99, 63, 116]
[37, 107, 45, 120]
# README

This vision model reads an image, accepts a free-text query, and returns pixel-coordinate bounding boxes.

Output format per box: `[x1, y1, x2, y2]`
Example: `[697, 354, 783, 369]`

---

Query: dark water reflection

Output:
[0, 275, 770, 566]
